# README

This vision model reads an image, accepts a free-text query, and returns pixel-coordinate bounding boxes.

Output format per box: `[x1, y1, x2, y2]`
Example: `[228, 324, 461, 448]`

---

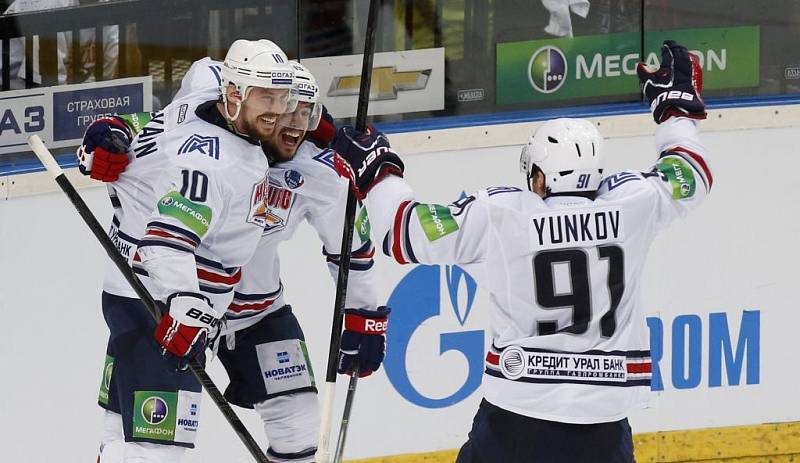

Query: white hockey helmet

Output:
[276, 61, 323, 131]
[520, 118, 604, 195]
[220, 39, 296, 121]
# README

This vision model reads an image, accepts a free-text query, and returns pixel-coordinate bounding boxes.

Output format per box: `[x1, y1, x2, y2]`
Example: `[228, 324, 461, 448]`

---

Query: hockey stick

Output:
[27, 135, 270, 463]
[316, 1, 382, 462]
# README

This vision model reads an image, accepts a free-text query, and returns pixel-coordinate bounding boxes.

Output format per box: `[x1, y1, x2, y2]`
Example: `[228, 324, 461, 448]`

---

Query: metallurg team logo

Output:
[141, 396, 169, 425]
[528, 45, 568, 94]
[178, 134, 220, 159]
[329, 66, 431, 100]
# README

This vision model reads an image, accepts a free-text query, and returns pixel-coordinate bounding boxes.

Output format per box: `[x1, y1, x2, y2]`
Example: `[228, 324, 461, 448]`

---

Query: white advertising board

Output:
[301, 48, 445, 119]
[0, 120, 796, 462]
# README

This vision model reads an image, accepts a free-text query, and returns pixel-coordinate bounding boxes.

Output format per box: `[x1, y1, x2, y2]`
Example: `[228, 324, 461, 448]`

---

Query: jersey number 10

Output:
[533, 245, 624, 338]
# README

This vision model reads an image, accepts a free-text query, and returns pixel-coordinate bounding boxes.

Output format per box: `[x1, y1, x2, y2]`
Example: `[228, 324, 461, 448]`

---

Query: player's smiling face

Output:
[266, 102, 314, 162]
[238, 87, 293, 141]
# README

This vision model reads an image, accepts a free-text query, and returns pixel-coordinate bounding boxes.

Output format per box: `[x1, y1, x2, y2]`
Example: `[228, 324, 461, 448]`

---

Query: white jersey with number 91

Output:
[364, 118, 712, 424]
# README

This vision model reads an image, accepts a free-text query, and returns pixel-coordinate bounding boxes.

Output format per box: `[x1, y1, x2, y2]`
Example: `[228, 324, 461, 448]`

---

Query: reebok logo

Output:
[650, 90, 695, 112]
[364, 319, 388, 333]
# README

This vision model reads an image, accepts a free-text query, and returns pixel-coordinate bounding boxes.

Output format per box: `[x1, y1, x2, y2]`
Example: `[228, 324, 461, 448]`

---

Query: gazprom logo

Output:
[528, 45, 567, 94]
[178, 134, 220, 159]
[385, 265, 485, 408]
[141, 397, 168, 425]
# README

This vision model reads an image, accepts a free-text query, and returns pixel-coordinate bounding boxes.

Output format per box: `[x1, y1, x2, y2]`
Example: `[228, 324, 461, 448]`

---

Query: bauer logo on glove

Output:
[637, 40, 706, 124]
[333, 126, 404, 199]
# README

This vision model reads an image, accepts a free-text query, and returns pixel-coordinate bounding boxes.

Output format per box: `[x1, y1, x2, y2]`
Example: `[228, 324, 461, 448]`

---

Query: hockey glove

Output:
[154, 293, 221, 370]
[637, 40, 706, 124]
[337, 306, 391, 378]
[306, 104, 336, 148]
[333, 126, 404, 200]
[77, 116, 132, 182]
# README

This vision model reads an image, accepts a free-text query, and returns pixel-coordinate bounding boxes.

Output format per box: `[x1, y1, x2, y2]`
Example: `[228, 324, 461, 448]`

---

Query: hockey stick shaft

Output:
[27, 135, 269, 463]
[317, 1, 382, 462]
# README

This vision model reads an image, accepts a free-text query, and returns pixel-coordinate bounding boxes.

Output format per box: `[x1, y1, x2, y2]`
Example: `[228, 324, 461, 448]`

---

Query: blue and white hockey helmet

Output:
[520, 118, 604, 194]
[220, 39, 298, 118]
[276, 61, 323, 132]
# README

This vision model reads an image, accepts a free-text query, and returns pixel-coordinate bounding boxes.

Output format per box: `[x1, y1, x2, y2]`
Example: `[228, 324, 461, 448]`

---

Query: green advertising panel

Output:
[497, 26, 760, 104]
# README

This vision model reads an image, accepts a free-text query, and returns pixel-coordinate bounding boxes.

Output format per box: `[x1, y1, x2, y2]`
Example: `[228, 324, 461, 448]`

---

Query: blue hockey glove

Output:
[338, 306, 391, 378]
[77, 116, 133, 182]
[333, 126, 404, 199]
[637, 40, 706, 124]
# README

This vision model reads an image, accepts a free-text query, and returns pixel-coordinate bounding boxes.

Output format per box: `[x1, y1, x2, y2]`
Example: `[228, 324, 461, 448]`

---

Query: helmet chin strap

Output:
[221, 93, 243, 122]
[222, 85, 253, 123]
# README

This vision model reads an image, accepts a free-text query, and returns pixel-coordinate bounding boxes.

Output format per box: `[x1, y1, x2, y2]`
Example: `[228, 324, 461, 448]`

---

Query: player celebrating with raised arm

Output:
[77, 39, 296, 462]
[332, 40, 711, 463]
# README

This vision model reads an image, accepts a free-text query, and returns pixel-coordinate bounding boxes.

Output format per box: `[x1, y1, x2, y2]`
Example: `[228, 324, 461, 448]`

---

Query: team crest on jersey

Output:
[284, 170, 304, 189]
[247, 176, 271, 228]
[262, 182, 296, 235]
[178, 134, 220, 160]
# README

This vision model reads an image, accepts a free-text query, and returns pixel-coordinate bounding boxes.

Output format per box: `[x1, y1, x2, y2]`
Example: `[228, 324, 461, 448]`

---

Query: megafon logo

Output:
[528, 46, 567, 94]
[384, 265, 485, 408]
[141, 397, 168, 425]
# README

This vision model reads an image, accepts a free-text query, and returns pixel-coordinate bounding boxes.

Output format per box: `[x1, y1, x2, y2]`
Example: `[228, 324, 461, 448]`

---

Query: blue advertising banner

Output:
[0, 77, 152, 155]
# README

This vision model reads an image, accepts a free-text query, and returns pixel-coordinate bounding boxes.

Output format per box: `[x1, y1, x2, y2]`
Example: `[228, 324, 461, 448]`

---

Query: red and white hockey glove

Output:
[77, 116, 132, 182]
[337, 306, 391, 378]
[154, 293, 220, 369]
[637, 40, 706, 124]
[333, 126, 404, 200]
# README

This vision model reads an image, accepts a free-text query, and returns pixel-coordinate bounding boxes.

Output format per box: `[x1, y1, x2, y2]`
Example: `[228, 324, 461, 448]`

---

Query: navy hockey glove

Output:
[77, 116, 132, 182]
[333, 126, 404, 199]
[637, 40, 706, 124]
[154, 293, 221, 370]
[338, 306, 391, 378]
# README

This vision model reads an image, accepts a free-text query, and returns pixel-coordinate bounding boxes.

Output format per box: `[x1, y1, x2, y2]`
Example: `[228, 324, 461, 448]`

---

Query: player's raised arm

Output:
[600, 40, 713, 225]
[332, 127, 491, 266]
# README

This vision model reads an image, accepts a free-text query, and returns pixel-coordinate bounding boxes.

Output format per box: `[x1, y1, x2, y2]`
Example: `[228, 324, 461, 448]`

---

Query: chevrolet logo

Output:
[328, 67, 431, 100]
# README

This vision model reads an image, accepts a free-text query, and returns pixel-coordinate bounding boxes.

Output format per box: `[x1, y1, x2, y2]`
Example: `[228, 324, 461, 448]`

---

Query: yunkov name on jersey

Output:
[363, 117, 712, 424]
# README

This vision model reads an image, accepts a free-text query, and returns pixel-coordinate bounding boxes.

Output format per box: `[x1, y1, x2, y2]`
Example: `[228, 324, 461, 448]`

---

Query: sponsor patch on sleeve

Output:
[415, 203, 459, 241]
[355, 206, 371, 244]
[657, 156, 696, 199]
[118, 112, 154, 135]
[157, 191, 212, 237]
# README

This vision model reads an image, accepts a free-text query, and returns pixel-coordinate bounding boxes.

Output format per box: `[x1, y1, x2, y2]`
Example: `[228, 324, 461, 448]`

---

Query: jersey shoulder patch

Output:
[598, 170, 644, 194]
[271, 143, 346, 202]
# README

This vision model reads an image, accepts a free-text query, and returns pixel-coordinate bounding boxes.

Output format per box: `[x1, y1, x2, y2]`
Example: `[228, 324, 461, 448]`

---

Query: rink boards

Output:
[1, 102, 798, 462]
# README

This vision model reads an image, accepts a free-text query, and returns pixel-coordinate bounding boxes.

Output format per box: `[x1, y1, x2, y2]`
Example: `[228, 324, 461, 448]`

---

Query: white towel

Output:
[541, 0, 591, 38]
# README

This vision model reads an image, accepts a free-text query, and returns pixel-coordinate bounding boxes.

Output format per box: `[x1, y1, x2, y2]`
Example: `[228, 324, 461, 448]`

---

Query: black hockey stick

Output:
[316, 1, 382, 462]
[27, 135, 269, 463]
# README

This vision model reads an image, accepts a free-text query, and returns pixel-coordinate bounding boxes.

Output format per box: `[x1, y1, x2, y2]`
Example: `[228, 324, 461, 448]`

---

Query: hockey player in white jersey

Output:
[77, 39, 297, 462]
[217, 61, 386, 463]
[86, 58, 386, 462]
[332, 40, 712, 463]
[172, 58, 385, 462]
